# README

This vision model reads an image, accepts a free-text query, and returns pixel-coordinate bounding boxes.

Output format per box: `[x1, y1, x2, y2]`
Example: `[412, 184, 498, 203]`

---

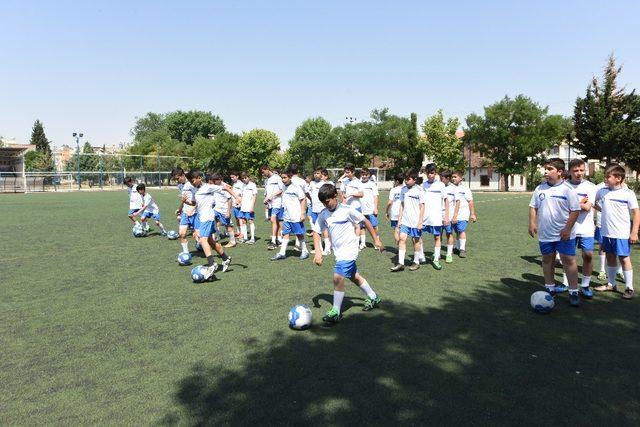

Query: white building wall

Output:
[465, 167, 527, 192]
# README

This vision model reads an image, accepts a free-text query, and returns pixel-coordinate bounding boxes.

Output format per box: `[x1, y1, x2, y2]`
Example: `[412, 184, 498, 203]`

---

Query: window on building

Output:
[510, 175, 514, 187]
[480, 175, 490, 186]
[520, 176, 524, 186]
[550, 145, 559, 156]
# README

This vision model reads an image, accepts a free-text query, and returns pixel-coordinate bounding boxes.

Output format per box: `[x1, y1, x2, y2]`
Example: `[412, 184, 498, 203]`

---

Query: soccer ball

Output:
[166, 230, 179, 240]
[132, 225, 146, 237]
[191, 265, 207, 283]
[177, 252, 193, 266]
[530, 291, 555, 313]
[288, 304, 312, 330]
[195, 241, 203, 251]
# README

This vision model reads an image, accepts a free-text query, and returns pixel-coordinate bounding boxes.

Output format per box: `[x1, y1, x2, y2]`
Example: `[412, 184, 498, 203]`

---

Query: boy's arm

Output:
[226, 198, 232, 217]
[469, 200, 477, 222]
[222, 183, 241, 205]
[418, 203, 425, 229]
[385, 199, 393, 218]
[300, 197, 307, 222]
[396, 202, 404, 229]
[373, 195, 379, 215]
[452, 200, 461, 223]
[560, 210, 579, 240]
[631, 208, 640, 244]
[528, 207, 537, 237]
[443, 196, 450, 226]
[313, 224, 324, 265]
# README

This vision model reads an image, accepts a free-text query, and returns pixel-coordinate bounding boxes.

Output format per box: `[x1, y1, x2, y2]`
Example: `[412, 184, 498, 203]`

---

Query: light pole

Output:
[73, 132, 83, 189]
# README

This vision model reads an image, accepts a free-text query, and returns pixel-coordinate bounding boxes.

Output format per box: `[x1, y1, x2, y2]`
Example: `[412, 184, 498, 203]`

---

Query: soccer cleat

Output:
[597, 271, 607, 281]
[552, 284, 568, 294]
[322, 249, 331, 256]
[445, 254, 453, 264]
[569, 292, 580, 307]
[267, 243, 277, 250]
[408, 263, 420, 271]
[362, 296, 381, 311]
[459, 250, 467, 258]
[580, 286, 594, 299]
[432, 260, 443, 270]
[222, 257, 231, 272]
[622, 288, 636, 299]
[299, 251, 309, 260]
[223, 242, 237, 248]
[246, 239, 256, 245]
[594, 283, 617, 292]
[270, 253, 286, 261]
[359, 243, 366, 250]
[453, 248, 460, 255]
[160, 230, 167, 236]
[203, 264, 218, 280]
[390, 264, 405, 272]
[617, 272, 625, 281]
[322, 307, 343, 323]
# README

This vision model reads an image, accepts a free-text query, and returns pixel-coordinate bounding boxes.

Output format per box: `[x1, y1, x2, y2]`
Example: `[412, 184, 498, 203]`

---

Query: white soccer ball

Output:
[288, 304, 312, 330]
[530, 291, 555, 313]
[132, 225, 145, 237]
[167, 230, 179, 240]
[191, 265, 207, 283]
[177, 252, 193, 266]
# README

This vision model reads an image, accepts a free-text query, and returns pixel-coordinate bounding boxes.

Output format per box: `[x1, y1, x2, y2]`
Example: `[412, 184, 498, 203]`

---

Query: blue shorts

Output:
[232, 207, 242, 219]
[194, 215, 201, 230]
[390, 220, 398, 229]
[400, 225, 422, 238]
[128, 209, 139, 215]
[361, 214, 378, 228]
[239, 210, 255, 220]
[310, 211, 320, 224]
[180, 212, 196, 228]
[215, 211, 231, 226]
[141, 211, 161, 221]
[601, 237, 631, 257]
[334, 260, 358, 279]
[198, 220, 216, 238]
[575, 236, 595, 252]
[594, 227, 602, 243]
[423, 225, 441, 236]
[454, 221, 468, 233]
[442, 224, 453, 234]
[282, 221, 305, 236]
[270, 207, 284, 221]
[539, 239, 577, 256]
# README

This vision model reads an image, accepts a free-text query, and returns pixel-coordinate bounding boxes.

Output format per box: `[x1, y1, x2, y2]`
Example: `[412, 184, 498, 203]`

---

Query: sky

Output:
[1, 0, 639, 149]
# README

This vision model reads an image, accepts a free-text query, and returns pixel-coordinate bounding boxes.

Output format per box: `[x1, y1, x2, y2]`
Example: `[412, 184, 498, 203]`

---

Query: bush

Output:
[527, 170, 543, 191]
[626, 178, 640, 193]
[591, 169, 605, 184]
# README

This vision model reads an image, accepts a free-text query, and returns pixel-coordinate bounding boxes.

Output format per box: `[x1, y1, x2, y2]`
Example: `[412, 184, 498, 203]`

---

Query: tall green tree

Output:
[189, 132, 241, 175]
[236, 129, 281, 176]
[65, 142, 99, 172]
[131, 112, 165, 142]
[288, 117, 333, 171]
[164, 110, 225, 145]
[30, 120, 51, 153]
[464, 95, 567, 191]
[573, 55, 640, 165]
[24, 151, 55, 172]
[419, 110, 465, 170]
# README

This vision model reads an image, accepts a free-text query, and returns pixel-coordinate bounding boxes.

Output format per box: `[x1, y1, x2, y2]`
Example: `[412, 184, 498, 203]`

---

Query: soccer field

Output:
[1, 190, 639, 425]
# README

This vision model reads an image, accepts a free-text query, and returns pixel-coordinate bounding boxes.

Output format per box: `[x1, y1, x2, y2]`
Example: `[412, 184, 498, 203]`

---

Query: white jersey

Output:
[231, 180, 245, 208]
[213, 190, 232, 216]
[454, 184, 474, 221]
[388, 185, 403, 221]
[529, 181, 581, 242]
[400, 185, 426, 228]
[265, 174, 285, 209]
[596, 186, 639, 239]
[194, 183, 225, 222]
[127, 186, 142, 210]
[240, 182, 258, 212]
[314, 204, 365, 262]
[141, 193, 159, 214]
[594, 182, 606, 228]
[178, 181, 196, 216]
[310, 180, 334, 214]
[340, 177, 363, 210]
[422, 180, 446, 226]
[282, 183, 306, 223]
[291, 175, 309, 193]
[566, 179, 597, 237]
[360, 180, 379, 215]
[443, 183, 457, 221]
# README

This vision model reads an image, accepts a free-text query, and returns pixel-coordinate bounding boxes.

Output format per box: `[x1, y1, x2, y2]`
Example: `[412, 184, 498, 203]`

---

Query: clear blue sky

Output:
[1, 0, 638, 149]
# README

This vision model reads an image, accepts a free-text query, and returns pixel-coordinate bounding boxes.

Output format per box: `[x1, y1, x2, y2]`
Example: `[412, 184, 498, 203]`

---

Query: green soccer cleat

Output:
[597, 271, 607, 281]
[445, 254, 453, 264]
[432, 259, 443, 270]
[363, 296, 381, 311]
[322, 307, 343, 323]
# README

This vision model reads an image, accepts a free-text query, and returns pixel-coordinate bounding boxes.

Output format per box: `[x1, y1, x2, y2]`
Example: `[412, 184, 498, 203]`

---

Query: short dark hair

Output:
[287, 164, 299, 175]
[405, 169, 419, 181]
[314, 166, 323, 173]
[393, 173, 404, 185]
[544, 157, 566, 172]
[171, 167, 184, 177]
[605, 164, 626, 181]
[440, 170, 452, 180]
[240, 171, 250, 180]
[318, 183, 338, 202]
[321, 168, 329, 176]
[344, 164, 355, 173]
[568, 158, 586, 170]
[189, 169, 204, 179]
[211, 172, 223, 181]
[260, 165, 271, 172]
[136, 183, 146, 191]
[280, 170, 292, 178]
[229, 170, 239, 177]
[425, 163, 437, 173]
[124, 176, 134, 184]
[452, 170, 464, 177]
[361, 168, 371, 176]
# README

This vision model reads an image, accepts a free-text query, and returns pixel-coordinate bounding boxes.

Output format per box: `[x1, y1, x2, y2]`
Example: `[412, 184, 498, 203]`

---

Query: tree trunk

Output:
[504, 173, 510, 192]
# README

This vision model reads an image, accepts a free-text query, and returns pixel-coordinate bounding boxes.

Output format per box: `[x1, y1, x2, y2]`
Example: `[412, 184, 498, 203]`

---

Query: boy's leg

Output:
[359, 227, 366, 249]
[323, 273, 346, 322]
[392, 233, 408, 271]
[249, 219, 256, 241]
[581, 249, 593, 288]
[409, 237, 421, 270]
[541, 253, 557, 293]
[239, 218, 247, 241]
[156, 220, 167, 235]
[351, 272, 380, 310]
[620, 256, 634, 299]
[273, 233, 290, 259]
[433, 234, 442, 261]
[598, 248, 607, 280]
[296, 233, 309, 258]
[210, 236, 231, 271]
[270, 215, 278, 245]
[458, 230, 467, 257]
[446, 231, 455, 261]
[179, 225, 190, 252]
[224, 223, 236, 247]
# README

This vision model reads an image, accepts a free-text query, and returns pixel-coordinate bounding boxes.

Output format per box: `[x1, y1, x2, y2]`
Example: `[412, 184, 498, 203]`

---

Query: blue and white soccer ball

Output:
[288, 304, 313, 330]
[132, 225, 146, 237]
[191, 265, 207, 283]
[166, 230, 179, 240]
[195, 241, 203, 251]
[177, 252, 193, 266]
[530, 291, 555, 313]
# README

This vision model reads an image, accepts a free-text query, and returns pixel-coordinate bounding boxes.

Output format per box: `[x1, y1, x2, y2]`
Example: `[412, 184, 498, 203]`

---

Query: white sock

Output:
[181, 242, 189, 253]
[398, 249, 406, 265]
[271, 235, 277, 244]
[607, 266, 618, 285]
[545, 284, 555, 292]
[623, 269, 634, 290]
[563, 273, 568, 287]
[599, 254, 606, 272]
[324, 237, 331, 252]
[159, 223, 166, 233]
[417, 243, 426, 261]
[360, 234, 366, 245]
[279, 239, 288, 256]
[413, 252, 421, 264]
[617, 265, 623, 275]
[250, 223, 255, 240]
[581, 276, 591, 288]
[300, 240, 308, 253]
[433, 246, 441, 260]
[359, 280, 377, 299]
[241, 224, 247, 240]
[447, 245, 453, 256]
[459, 239, 466, 251]
[333, 291, 345, 312]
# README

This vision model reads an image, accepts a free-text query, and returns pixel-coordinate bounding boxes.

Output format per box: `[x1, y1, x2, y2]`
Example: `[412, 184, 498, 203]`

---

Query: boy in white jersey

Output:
[286, 164, 311, 252]
[210, 173, 237, 248]
[392, 170, 426, 272]
[238, 172, 257, 243]
[340, 164, 363, 210]
[594, 164, 640, 299]
[173, 168, 198, 253]
[439, 171, 457, 263]
[594, 181, 624, 281]
[271, 171, 310, 261]
[230, 171, 245, 238]
[188, 170, 239, 280]
[451, 170, 477, 259]
[560, 159, 597, 297]
[528, 158, 582, 306]
[421, 164, 448, 270]
[385, 173, 404, 250]
[312, 184, 384, 323]
[260, 165, 285, 250]
[133, 183, 167, 235]
[124, 176, 143, 227]
[358, 168, 379, 250]
[309, 167, 334, 255]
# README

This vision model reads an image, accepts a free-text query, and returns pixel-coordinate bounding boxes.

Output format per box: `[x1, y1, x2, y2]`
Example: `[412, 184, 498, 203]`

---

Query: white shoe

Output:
[203, 264, 218, 279]
[359, 243, 366, 250]
[246, 239, 256, 245]
[322, 249, 331, 256]
[222, 257, 231, 273]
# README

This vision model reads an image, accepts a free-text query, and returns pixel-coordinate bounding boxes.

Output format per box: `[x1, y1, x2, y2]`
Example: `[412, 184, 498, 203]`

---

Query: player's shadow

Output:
[520, 255, 543, 266]
[311, 293, 364, 313]
[161, 281, 640, 425]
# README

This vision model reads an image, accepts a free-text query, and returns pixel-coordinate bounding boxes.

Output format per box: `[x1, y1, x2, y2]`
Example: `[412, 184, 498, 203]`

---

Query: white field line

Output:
[475, 194, 531, 204]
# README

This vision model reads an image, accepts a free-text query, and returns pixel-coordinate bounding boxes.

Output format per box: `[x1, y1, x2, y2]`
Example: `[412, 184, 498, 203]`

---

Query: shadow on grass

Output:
[162, 277, 640, 425]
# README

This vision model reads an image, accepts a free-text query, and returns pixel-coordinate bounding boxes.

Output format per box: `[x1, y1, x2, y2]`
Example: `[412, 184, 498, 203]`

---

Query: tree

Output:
[24, 151, 55, 172]
[164, 110, 225, 145]
[573, 54, 640, 165]
[236, 129, 281, 176]
[464, 95, 567, 191]
[131, 112, 165, 142]
[419, 110, 465, 170]
[189, 132, 241, 175]
[65, 142, 99, 172]
[288, 117, 333, 171]
[30, 120, 51, 153]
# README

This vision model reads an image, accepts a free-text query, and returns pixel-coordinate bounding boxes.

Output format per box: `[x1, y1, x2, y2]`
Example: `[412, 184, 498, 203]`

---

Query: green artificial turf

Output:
[1, 190, 639, 425]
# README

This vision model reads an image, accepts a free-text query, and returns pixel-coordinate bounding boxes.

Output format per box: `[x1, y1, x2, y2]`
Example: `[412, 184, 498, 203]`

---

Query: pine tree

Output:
[30, 120, 51, 153]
